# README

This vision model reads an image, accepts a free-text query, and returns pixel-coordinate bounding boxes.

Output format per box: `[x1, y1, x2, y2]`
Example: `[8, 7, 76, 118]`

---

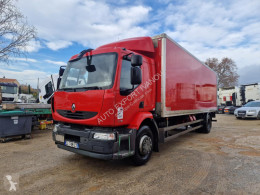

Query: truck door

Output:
[114, 58, 144, 126]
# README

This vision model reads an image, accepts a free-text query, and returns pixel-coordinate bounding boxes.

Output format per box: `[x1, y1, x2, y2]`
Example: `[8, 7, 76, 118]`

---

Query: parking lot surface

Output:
[0, 114, 259, 194]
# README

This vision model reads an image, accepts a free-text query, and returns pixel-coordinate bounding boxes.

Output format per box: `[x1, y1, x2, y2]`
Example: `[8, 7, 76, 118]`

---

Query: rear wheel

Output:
[198, 113, 212, 133]
[131, 125, 153, 166]
[0, 138, 7, 143]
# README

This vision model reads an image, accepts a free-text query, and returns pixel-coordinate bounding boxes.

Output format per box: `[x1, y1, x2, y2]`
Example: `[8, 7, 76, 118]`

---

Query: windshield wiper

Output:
[59, 86, 102, 92]
[76, 86, 102, 90]
[72, 86, 102, 92]
[60, 87, 75, 91]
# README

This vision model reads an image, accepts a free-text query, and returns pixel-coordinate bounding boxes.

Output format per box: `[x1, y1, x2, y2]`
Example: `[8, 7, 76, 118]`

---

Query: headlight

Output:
[248, 110, 256, 113]
[93, 132, 115, 140]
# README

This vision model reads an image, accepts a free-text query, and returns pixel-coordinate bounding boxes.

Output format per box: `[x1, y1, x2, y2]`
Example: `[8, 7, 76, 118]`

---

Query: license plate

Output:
[65, 141, 79, 148]
[224, 110, 228, 112]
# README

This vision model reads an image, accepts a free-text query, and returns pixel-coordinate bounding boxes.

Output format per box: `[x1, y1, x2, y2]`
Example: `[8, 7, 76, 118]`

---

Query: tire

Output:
[0, 138, 7, 143]
[257, 112, 260, 120]
[131, 125, 153, 166]
[199, 113, 212, 134]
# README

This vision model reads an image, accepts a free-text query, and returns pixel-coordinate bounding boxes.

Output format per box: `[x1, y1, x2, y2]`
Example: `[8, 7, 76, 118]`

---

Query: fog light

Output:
[93, 133, 115, 140]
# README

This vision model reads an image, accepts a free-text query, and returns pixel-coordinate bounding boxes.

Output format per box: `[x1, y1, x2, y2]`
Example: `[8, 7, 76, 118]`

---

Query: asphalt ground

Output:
[0, 114, 259, 194]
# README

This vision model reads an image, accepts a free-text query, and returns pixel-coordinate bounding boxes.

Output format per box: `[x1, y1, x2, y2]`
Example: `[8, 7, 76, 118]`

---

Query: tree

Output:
[205, 57, 239, 88]
[0, 0, 36, 63]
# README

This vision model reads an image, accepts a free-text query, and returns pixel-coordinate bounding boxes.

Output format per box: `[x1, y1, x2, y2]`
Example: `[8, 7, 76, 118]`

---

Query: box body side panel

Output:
[162, 38, 217, 117]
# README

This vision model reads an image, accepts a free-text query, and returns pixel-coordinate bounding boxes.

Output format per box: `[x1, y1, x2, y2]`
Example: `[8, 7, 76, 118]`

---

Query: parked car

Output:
[228, 106, 240, 114]
[217, 105, 226, 114]
[224, 106, 240, 114]
[224, 106, 231, 114]
[234, 100, 260, 119]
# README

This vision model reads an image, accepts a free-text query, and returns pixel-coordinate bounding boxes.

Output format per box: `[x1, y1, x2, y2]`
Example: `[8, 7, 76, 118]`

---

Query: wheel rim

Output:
[139, 135, 152, 156]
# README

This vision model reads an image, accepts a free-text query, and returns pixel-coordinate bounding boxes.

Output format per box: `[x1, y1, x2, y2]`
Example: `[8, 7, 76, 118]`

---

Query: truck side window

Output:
[120, 60, 132, 91]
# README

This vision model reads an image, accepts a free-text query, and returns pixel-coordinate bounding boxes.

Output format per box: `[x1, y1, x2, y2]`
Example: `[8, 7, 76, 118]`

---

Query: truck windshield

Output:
[0, 86, 17, 94]
[60, 53, 117, 90]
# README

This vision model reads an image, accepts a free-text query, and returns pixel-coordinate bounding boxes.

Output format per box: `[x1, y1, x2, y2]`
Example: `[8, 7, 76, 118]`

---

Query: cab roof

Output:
[97, 36, 155, 53]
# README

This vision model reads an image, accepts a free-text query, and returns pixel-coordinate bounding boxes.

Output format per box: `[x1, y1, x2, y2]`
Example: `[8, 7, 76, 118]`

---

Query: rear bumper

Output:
[53, 123, 136, 160]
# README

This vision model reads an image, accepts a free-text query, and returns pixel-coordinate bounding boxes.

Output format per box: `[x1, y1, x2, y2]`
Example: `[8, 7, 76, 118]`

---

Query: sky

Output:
[0, 0, 260, 88]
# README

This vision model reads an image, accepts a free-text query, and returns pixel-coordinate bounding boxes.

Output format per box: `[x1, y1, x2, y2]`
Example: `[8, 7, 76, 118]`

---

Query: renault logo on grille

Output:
[71, 103, 76, 112]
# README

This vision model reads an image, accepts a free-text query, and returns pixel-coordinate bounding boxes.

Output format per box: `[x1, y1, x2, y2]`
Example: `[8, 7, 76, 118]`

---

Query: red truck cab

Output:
[52, 34, 217, 165]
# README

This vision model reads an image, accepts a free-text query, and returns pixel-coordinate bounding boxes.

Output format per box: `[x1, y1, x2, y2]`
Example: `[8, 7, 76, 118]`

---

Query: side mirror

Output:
[59, 66, 66, 77]
[86, 65, 96, 72]
[131, 54, 142, 67]
[57, 77, 62, 89]
[131, 67, 142, 85]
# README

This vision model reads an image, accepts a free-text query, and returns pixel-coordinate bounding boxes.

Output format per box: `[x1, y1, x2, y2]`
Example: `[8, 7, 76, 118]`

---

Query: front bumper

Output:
[235, 111, 258, 118]
[53, 124, 136, 160]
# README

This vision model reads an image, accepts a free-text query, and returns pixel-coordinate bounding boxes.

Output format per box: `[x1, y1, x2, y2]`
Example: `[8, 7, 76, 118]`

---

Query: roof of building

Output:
[0, 78, 20, 86]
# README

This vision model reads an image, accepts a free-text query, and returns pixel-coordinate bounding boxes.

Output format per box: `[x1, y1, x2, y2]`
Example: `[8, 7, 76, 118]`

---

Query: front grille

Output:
[2, 97, 14, 101]
[57, 110, 97, 120]
[238, 110, 246, 114]
[65, 134, 80, 142]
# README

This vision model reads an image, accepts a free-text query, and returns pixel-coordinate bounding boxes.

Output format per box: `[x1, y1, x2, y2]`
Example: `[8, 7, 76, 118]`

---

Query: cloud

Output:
[0, 68, 49, 88]
[46, 40, 72, 50]
[11, 57, 38, 63]
[159, 0, 260, 69]
[177, 41, 260, 69]
[22, 40, 42, 52]
[15, 0, 260, 84]
[238, 65, 260, 85]
[45, 60, 67, 66]
[17, 1, 152, 48]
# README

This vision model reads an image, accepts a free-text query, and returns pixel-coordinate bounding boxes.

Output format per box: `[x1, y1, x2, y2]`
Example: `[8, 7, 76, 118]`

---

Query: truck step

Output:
[113, 150, 135, 159]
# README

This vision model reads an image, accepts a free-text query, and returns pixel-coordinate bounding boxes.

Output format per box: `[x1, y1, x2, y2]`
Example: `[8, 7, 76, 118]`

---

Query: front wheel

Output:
[257, 112, 260, 120]
[198, 113, 212, 134]
[131, 125, 153, 166]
